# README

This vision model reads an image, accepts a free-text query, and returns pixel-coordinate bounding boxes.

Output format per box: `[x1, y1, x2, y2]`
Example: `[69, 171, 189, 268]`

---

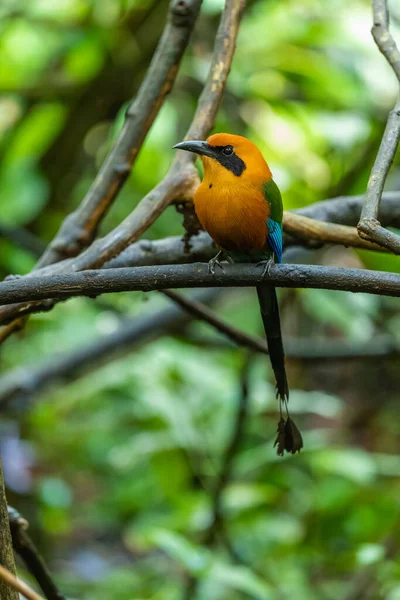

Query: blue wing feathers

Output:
[267, 218, 283, 263]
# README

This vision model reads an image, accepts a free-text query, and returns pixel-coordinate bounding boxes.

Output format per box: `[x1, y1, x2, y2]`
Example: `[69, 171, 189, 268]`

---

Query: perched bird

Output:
[173, 133, 302, 454]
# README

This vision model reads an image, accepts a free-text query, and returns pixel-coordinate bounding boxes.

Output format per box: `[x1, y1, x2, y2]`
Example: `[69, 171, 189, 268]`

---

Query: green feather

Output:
[264, 178, 283, 225]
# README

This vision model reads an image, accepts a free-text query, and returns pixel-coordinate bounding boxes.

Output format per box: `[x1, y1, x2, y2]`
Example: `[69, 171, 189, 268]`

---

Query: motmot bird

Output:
[173, 133, 302, 454]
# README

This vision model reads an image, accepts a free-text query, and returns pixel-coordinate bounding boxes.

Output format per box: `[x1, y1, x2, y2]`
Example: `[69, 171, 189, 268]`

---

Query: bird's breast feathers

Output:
[194, 183, 270, 254]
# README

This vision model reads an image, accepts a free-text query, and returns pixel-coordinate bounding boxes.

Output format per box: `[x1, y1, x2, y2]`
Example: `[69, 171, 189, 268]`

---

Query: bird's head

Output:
[173, 133, 271, 185]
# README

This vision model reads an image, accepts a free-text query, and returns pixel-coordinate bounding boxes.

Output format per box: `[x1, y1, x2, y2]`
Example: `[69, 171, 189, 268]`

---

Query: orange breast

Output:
[194, 183, 270, 254]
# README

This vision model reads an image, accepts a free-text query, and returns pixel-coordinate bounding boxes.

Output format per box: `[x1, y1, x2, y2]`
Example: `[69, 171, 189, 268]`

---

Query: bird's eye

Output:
[223, 145, 233, 156]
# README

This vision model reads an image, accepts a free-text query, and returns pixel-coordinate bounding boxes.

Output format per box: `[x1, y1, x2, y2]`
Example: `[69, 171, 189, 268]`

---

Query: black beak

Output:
[172, 140, 216, 159]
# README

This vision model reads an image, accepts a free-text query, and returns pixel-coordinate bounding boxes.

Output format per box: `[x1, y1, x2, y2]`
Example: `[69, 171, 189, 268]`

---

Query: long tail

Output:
[256, 284, 289, 402]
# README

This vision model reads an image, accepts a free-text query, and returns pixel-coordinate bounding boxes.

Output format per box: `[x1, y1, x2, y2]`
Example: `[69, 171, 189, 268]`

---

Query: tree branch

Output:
[0, 289, 222, 407]
[284, 212, 387, 252]
[0, 564, 44, 600]
[371, 0, 400, 81]
[161, 290, 268, 353]
[0, 462, 19, 600]
[358, 97, 400, 252]
[0, 264, 400, 319]
[357, 1, 400, 252]
[8, 508, 65, 600]
[2, 190, 400, 330]
[36, 0, 203, 268]
[295, 191, 400, 226]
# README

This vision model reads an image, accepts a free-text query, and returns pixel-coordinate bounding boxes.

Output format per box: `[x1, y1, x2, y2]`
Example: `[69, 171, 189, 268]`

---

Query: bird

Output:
[173, 133, 302, 455]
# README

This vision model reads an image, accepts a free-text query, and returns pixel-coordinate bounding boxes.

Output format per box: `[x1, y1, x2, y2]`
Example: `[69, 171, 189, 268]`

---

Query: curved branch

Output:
[69, 0, 245, 273]
[358, 97, 400, 252]
[36, 0, 203, 268]
[357, 1, 400, 252]
[371, 0, 400, 81]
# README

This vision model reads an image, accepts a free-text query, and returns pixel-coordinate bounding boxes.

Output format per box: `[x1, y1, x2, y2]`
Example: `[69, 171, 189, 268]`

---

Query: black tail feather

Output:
[256, 284, 289, 402]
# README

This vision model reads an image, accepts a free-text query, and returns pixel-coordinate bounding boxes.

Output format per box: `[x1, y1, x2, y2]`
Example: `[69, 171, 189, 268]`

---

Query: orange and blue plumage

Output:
[173, 133, 302, 454]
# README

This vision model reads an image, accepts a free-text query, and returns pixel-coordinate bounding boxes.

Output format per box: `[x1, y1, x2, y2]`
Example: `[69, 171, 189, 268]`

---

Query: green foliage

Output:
[1, 0, 400, 599]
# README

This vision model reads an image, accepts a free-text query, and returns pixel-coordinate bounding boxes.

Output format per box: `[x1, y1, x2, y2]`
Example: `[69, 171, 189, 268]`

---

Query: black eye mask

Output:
[172, 140, 246, 176]
[210, 145, 246, 176]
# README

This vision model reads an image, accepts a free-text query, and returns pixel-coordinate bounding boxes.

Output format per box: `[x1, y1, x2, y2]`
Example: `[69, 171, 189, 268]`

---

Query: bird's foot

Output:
[257, 256, 275, 279]
[208, 252, 225, 275]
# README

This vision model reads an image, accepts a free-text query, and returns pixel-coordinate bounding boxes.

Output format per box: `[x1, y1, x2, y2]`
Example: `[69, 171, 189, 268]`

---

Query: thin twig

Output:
[0, 564, 44, 600]
[1, 264, 400, 316]
[357, 0, 400, 252]
[36, 0, 203, 268]
[371, 0, 400, 81]
[8, 507, 65, 600]
[358, 97, 400, 252]
[161, 290, 268, 353]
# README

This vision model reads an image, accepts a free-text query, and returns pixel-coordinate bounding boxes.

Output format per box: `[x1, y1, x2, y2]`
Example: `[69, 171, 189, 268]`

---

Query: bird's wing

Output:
[264, 178, 284, 263]
[267, 217, 283, 263]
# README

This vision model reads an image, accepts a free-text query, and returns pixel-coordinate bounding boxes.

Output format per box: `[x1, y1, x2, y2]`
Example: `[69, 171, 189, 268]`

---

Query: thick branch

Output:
[36, 0, 202, 268]
[0, 462, 19, 600]
[0, 289, 222, 407]
[0, 264, 400, 316]
[2, 189, 400, 327]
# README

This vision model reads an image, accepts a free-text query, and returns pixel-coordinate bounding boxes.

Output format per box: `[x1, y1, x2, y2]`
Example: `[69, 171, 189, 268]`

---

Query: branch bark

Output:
[357, 1, 400, 252]
[358, 97, 400, 252]
[0, 461, 19, 600]
[2, 190, 400, 330]
[0, 263, 400, 316]
[0, 564, 44, 600]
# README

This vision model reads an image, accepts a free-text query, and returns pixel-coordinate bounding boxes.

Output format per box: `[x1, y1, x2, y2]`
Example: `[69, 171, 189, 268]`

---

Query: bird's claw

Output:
[208, 257, 225, 276]
[257, 256, 275, 279]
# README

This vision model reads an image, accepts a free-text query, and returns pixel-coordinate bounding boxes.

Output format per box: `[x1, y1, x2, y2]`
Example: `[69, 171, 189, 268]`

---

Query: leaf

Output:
[210, 562, 275, 599]
[148, 529, 209, 574]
